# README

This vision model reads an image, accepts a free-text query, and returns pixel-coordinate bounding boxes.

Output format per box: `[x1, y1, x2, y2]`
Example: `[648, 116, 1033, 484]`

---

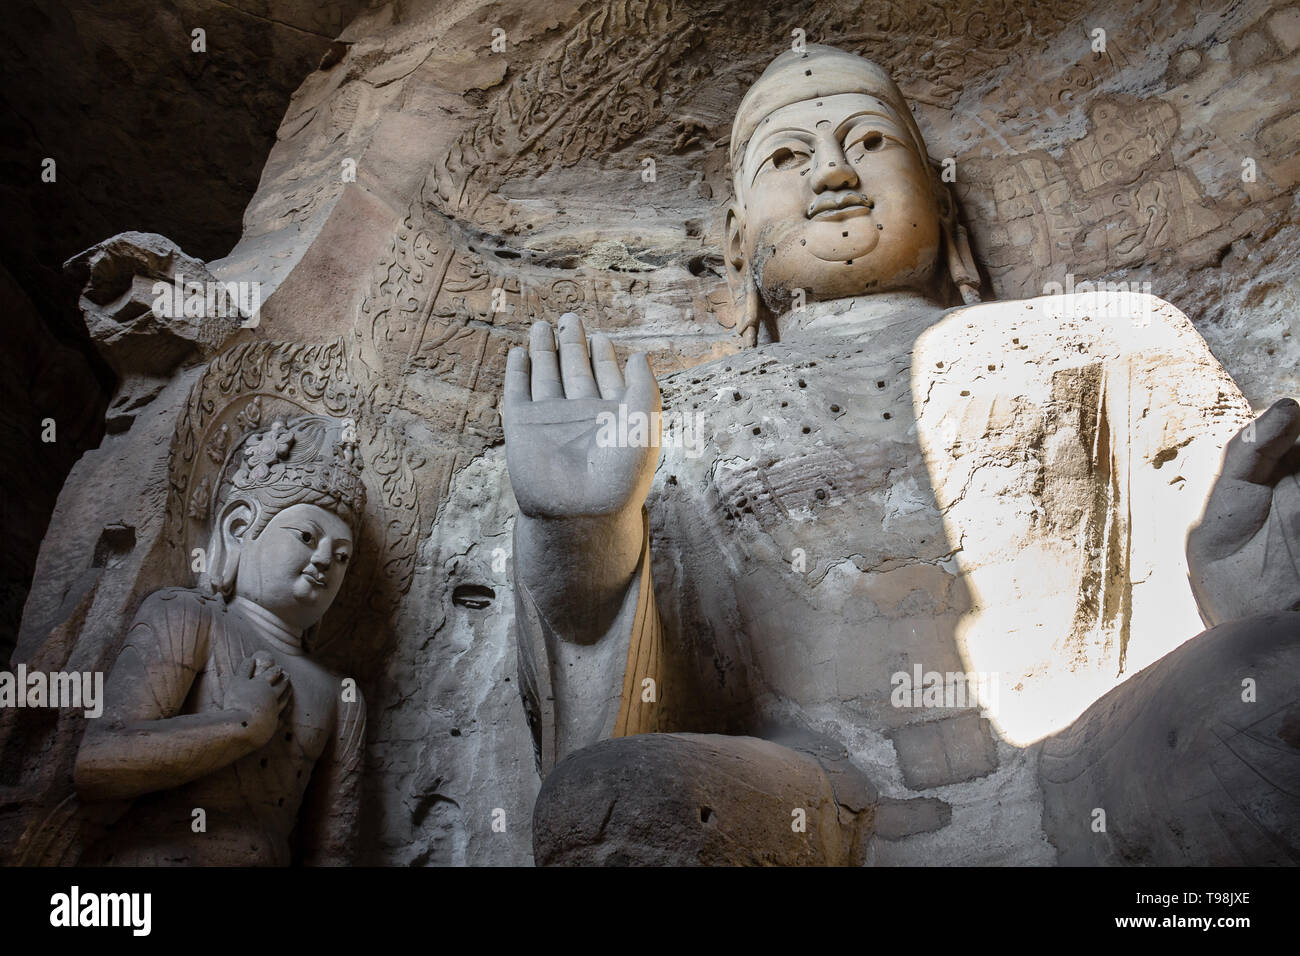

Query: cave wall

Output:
[3, 0, 1297, 865]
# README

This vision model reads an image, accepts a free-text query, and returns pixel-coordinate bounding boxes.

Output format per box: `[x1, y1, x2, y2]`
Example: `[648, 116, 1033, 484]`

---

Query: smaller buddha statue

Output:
[74, 414, 368, 865]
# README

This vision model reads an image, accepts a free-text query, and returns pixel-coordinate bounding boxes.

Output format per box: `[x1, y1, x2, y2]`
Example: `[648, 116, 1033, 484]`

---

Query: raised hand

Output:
[504, 313, 660, 520]
[1187, 398, 1300, 626]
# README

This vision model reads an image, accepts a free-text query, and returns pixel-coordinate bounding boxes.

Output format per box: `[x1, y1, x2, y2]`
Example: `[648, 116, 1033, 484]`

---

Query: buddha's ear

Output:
[208, 498, 257, 597]
[725, 203, 761, 347]
[934, 178, 982, 305]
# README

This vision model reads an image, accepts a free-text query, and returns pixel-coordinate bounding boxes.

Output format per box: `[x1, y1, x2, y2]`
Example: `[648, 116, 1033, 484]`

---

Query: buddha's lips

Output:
[301, 569, 328, 588]
[808, 191, 873, 219]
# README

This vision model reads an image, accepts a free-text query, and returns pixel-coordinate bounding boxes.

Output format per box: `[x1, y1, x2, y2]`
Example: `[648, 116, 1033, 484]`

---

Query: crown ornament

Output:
[215, 414, 366, 521]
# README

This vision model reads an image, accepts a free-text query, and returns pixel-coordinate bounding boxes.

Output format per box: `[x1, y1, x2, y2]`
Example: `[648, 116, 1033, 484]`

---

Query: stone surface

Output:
[64, 232, 245, 381]
[533, 732, 875, 866]
[0, 0, 371, 659]
[5, 0, 1300, 866]
[889, 714, 999, 792]
[1039, 611, 1300, 865]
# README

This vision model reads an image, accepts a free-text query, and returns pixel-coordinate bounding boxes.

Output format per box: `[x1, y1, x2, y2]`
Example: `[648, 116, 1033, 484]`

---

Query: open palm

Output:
[503, 314, 660, 519]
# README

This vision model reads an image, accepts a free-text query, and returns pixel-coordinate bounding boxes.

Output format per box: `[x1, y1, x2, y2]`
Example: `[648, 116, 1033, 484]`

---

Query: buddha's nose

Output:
[810, 137, 858, 193]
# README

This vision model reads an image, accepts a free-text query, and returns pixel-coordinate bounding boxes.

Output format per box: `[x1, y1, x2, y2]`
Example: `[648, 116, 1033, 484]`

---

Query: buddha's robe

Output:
[517, 290, 1250, 862]
[82, 587, 364, 865]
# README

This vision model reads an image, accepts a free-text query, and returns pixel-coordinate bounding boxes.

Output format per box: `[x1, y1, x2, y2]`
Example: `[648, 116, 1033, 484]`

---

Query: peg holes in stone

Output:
[452, 584, 496, 610]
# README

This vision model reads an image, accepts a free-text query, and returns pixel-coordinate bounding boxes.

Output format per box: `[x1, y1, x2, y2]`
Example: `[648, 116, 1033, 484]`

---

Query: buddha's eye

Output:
[861, 131, 885, 152]
[336, 552, 350, 565]
[770, 146, 805, 170]
[298, 530, 314, 545]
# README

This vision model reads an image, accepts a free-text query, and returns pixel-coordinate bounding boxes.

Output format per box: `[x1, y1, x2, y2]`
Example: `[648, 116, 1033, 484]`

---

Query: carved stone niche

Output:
[1, 337, 411, 865]
[7, 0, 1300, 869]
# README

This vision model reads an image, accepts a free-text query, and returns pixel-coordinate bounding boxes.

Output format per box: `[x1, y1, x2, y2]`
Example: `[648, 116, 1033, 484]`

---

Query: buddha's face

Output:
[731, 92, 942, 308]
[232, 502, 353, 631]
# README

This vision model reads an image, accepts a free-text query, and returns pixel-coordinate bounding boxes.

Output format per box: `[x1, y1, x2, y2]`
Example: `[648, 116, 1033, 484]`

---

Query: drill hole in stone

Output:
[452, 584, 496, 610]
[92, 524, 136, 569]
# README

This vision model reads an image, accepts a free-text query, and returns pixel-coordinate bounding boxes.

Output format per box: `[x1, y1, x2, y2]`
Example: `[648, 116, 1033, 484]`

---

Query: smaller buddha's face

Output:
[732, 92, 942, 307]
[234, 502, 353, 631]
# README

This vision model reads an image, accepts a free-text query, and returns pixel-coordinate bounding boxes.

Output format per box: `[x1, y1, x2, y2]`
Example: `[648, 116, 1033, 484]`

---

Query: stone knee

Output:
[532, 732, 875, 866]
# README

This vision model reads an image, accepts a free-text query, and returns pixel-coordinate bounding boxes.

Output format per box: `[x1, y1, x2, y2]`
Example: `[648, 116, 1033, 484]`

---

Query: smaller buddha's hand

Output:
[1188, 398, 1300, 626]
[503, 314, 661, 519]
[227, 652, 294, 748]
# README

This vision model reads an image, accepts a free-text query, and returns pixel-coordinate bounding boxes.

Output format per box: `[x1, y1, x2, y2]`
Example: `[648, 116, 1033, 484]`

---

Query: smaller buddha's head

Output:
[208, 415, 366, 632]
[726, 44, 979, 343]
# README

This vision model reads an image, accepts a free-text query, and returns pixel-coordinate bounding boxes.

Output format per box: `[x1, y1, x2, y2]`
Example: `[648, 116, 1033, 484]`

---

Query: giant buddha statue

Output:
[501, 43, 1299, 866]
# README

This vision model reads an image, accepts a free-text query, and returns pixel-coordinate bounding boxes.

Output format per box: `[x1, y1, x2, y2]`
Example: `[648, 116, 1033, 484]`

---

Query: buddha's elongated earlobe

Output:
[209, 499, 254, 597]
[945, 221, 981, 305]
[725, 202, 763, 347]
[740, 276, 761, 347]
[935, 179, 981, 304]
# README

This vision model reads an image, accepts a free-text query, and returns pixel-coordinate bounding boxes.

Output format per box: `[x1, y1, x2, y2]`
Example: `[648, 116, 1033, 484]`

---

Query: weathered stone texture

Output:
[5, 0, 1299, 865]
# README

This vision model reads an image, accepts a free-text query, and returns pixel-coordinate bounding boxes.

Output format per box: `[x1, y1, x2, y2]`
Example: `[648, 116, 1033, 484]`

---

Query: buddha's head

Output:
[208, 414, 366, 632]
[726, 44, 979, 343]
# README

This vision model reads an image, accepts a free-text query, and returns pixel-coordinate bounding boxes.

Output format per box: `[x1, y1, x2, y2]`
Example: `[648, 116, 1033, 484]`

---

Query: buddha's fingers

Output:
[1190, 403, 1300, 565]
[1223, 398, 1300, 484]
[505, 346, 531, 407]
[529, 321, 564, 400]
[245, 651, 274, 677]
[590, 333, 625, 400]
[623, 352, 661, 416]
[557, 312, 599, 399]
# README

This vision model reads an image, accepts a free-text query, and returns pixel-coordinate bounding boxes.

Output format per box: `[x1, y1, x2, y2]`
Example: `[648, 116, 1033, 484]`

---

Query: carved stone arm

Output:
[74, 592, 276, 802]
[514, 507, 664, 776]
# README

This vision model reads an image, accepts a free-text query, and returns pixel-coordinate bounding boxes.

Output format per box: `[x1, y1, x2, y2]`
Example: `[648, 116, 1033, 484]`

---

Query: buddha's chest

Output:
[656, 339, 956, 575]
[188, 626, 337, 764]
